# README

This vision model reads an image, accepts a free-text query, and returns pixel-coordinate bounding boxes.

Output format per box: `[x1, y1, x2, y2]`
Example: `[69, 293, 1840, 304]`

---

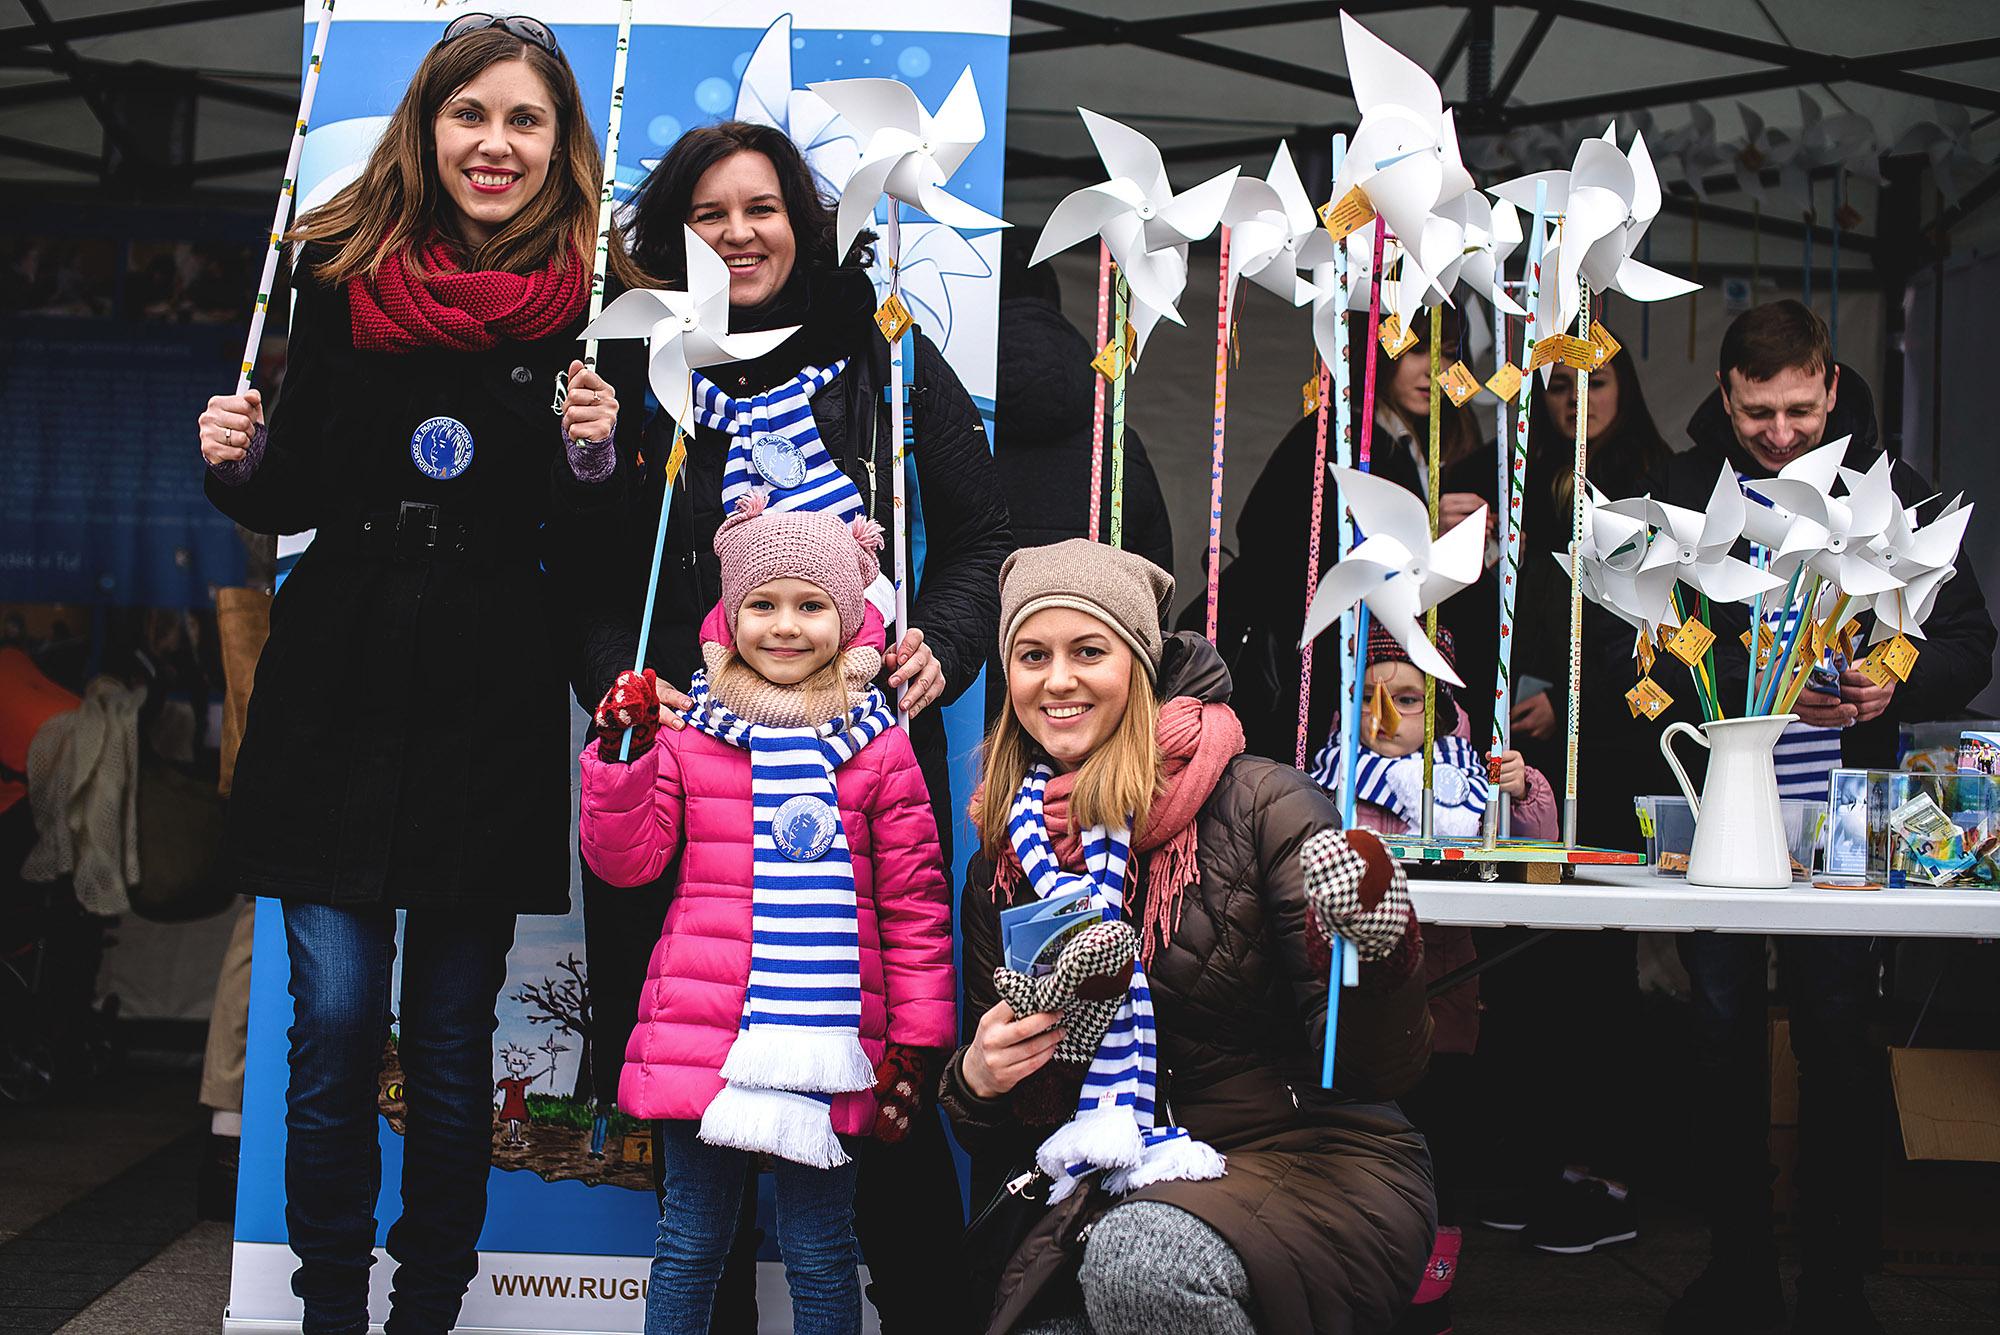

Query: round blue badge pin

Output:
[410, 417, 475, 481]
[772, 794, 838, 862]
[750, 432, 807, 489]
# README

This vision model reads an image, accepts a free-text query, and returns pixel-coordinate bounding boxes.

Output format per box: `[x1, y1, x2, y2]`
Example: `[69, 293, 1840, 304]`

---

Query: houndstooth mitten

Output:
[1299, 826, 1413, 962]
[991, 918, 1139, 1124]
[593, 668, 661, 760]
[871, 1044, 927, 1143]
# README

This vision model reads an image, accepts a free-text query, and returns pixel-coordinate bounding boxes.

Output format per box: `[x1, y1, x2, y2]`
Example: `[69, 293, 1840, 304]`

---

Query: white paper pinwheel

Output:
[1894, 101, 1991, 207]
[1738, 438, 1902, 595]
[581, 226, 801, 432]
[1732, 102, 1798, 208]
[1492, 125, 1698, 335]
[809, 68, 1009, 258]
[1605, 466, 1787, 605]
[1300, 467, 1487, 687]
[1556, 484, 1681, 640]
[1439, 193, 1525, 316]
[1332, 11, 1477, 328]
[1219, 140, 1318, 321]
[1862, 494, 1973, 640]
[1031, 108, 1238, 356]
[731, 16, 860, 204]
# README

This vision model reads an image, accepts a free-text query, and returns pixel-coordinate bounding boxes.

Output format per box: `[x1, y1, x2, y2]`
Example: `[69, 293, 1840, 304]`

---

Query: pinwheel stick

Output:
[1422, 303, 1443, 838]
[580, 0, 634, 367]
[1778, 590, 1854, 715]
[1490, 180, 1548, 845]
[1563, 281, 1592, 848]
[620, 413, 688, 761]
[237, 0, 335, 395]
[1205, 228, 1231, 643]
[1298, 350, 1333, 771]
[1108, 270, 1132, 548]
[887, 201, 913, 727]
[1089, 241, 1112, 542]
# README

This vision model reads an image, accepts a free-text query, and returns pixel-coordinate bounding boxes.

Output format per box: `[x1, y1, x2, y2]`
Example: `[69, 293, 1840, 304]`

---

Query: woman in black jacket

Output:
[194, 16, 647, 1334]
[581, 120, 1011, 1333]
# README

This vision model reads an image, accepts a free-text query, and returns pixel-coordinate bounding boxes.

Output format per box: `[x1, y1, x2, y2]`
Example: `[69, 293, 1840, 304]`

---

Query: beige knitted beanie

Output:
[998, 539, 1175, 678]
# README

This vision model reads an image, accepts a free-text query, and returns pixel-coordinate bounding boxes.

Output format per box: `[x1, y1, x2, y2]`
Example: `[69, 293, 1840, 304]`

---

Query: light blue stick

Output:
[1747, 543, 1766, 715]
[1321, 939, 1343, 1087]
[618, 416, 686, 761]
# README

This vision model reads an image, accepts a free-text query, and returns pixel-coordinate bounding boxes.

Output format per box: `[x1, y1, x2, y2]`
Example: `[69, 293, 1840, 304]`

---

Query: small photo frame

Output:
[1826, 768, 1871, 877]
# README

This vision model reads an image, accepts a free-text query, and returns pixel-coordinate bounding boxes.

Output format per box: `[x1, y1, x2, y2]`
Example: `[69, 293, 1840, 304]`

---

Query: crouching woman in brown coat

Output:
[938, 539, 1438, 1335]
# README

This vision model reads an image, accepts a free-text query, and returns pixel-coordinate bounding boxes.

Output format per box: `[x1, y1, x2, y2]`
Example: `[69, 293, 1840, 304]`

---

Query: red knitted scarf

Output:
[986, 696, 1246, 964]
[348, 240, 586, 353]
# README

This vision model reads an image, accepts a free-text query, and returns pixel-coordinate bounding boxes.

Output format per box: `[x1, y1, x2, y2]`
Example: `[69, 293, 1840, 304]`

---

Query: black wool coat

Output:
[205, 246, 645, 914]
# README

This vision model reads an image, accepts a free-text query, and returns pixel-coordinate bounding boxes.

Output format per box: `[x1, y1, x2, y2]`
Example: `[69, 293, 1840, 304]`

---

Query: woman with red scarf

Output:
[193, 17, 646, 1334]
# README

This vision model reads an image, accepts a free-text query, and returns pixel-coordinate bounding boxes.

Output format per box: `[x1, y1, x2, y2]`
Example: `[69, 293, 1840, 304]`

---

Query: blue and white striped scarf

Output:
[1007, 765, 1225, 1204]
[693, 361, 860, 520]
[680, 668, 896, 1169]
[1311, 733, 1491, 836]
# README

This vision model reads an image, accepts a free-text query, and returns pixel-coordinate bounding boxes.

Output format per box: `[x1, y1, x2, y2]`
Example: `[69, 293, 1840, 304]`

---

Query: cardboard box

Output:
[1881, 1047, 2000, 1277]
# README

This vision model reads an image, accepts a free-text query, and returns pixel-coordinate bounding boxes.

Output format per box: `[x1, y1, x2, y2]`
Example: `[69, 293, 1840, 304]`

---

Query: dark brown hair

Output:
[290, 26, 648, 289]
[625, 120, 870, 287]
[1718, 299, 1834, 388]
[1365, 304, 1483, 469]
[1527, 337, 1672, 515]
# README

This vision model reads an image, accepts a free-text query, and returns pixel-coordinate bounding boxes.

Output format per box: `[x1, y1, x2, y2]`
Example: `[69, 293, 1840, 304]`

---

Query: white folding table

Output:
[1409, 864, 2000, 939]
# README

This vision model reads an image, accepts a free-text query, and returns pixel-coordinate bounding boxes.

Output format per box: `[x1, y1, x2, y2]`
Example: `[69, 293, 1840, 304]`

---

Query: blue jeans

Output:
[647, 1119, 860, 1335]
[1677, 932, 1878, 1280]
[282, 901, 515, 1335]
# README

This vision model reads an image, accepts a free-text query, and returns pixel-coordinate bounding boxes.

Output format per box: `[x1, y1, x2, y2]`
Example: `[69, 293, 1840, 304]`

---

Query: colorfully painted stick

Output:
[1422, 302, 1442, 838]
[1299, 133, 1351, 780]
[1754, 564, 1806, 715]
[887, 200, 912, 726]
[1491, 180, 1548, 844]
[1747, 543, 1767, 714]
[1089, 240, 1111, 541]
[1205, 227, 1230, 643]
[236, 0, 335, 394]
[1108, 271, 1131, 548]
[1298, 345, 1333, 770]
[1758, 571, 1818, 716]
[580, 0, 633, 367]
[1562, 279, 1592, 847]
[1779, 591, 1853, 715]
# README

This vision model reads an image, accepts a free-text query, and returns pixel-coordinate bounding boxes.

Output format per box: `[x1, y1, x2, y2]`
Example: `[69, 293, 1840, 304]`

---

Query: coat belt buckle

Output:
[395, 501, 442, 559]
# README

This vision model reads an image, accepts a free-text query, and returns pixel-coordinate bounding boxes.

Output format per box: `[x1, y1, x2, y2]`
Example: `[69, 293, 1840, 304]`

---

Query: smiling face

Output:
[1720, 363, 1840, 473]
[431, 57, 557, 246]
[688, 149, 798, 309]
[735, 578, 841, 685]
[1007, 607, 1135, 772]
[1362, 661, 1430, 759]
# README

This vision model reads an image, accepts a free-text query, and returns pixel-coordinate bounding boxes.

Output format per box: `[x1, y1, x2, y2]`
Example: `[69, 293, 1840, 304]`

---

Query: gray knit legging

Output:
[1015, 1201, 1257, 1335]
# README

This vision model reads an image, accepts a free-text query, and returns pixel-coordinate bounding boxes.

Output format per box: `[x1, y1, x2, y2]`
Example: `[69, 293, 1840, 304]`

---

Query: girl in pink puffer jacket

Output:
[578, 494, 953, 1335]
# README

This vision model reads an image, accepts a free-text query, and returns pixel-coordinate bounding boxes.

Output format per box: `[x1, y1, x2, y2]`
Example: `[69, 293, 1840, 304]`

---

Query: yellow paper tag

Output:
[1838, 618, 1864, 660]
[1378, 314, 1418, 359]
[1855, 645, 1896, 688]
[1485, 362, 1523, 400]
[663, 431, 688, 486]
[1440, 361, 1481, 407]
[1318, 187, 1376, 244]
[1091, 338, 1127, 383]
[1664, 618, 1717, 667]
[874, 292, 913, 343]
[1627, 676, 1673, 720]
[1739, 624, 1776, 671]
[1301, 374, 1321, 418]
[1589, 320, 1622, 367]
[1526, 335, 1568, 372]
[1878, 633, 1919, 682]
[1636, 632, 1657, 677]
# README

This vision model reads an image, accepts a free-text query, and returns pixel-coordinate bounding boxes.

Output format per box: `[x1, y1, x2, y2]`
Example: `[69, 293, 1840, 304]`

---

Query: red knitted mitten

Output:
[872, 1045, 927, 1143]
[594, 669, 661, 760]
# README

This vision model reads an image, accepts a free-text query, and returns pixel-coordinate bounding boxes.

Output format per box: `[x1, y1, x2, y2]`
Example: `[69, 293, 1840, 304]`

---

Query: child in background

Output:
[1313, 624, 1558, 1335]
[578, 494, 954, 1335]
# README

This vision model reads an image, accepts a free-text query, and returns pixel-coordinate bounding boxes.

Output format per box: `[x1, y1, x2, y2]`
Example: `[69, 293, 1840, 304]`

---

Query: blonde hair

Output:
[976, 658, 1162, 863]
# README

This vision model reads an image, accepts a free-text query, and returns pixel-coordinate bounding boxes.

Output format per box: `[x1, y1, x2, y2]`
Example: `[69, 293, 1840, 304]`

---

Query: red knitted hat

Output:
[713, 491, 883, 646]
[1366, 622, 1457, 676]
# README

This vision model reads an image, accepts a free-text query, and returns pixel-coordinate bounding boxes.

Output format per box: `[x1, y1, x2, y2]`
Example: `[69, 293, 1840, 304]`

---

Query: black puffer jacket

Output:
[943, 634, 1436, 1335]
[577, 263, 1012, 840]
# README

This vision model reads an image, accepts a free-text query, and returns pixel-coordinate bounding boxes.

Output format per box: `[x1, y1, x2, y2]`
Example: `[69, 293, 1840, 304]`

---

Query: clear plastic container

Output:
[1635, 796, 1827, 879]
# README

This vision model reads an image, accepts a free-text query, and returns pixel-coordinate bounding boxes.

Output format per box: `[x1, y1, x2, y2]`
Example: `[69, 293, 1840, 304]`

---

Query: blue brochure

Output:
[999, 883, 1097, 974]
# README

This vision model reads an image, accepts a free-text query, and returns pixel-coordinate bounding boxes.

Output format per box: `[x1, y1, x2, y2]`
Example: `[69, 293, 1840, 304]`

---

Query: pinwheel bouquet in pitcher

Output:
[1567, 437, 1973, 887]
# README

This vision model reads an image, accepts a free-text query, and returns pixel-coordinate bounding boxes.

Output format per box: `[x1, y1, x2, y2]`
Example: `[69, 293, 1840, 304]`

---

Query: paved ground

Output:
[1, 1061, 1993, 1334]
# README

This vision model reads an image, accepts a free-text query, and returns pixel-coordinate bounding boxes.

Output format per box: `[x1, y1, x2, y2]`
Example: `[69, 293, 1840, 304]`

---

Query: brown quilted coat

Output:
[943, 634, 1437, 1335]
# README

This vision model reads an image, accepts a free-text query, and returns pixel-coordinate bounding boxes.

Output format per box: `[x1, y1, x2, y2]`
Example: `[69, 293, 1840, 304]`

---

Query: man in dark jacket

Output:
[1646, 303, 1994, 1335]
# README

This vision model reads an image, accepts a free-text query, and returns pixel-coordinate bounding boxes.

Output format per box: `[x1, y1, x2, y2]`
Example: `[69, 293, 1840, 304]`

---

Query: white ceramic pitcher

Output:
[1659, 714, 1797, 889]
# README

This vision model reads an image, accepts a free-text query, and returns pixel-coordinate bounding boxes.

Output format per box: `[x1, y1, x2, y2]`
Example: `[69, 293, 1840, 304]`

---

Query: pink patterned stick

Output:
[1088, 239, 1111, 542]
[1296, 353, 1333, 769]
[1206, 227, 1231, 644]
[1358, 219, 1388, 471]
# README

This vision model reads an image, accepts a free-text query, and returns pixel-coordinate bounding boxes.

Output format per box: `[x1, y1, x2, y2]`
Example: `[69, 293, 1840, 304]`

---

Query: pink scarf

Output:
[987, 697, 1246, 963]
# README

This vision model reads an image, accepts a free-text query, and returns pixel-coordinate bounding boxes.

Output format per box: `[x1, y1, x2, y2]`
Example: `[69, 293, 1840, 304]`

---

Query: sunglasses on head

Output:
[439, 12, 562, 58]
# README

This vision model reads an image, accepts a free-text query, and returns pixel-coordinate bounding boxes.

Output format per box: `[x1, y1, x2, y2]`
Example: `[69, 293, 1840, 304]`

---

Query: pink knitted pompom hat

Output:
[713, 490, 884, 646]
